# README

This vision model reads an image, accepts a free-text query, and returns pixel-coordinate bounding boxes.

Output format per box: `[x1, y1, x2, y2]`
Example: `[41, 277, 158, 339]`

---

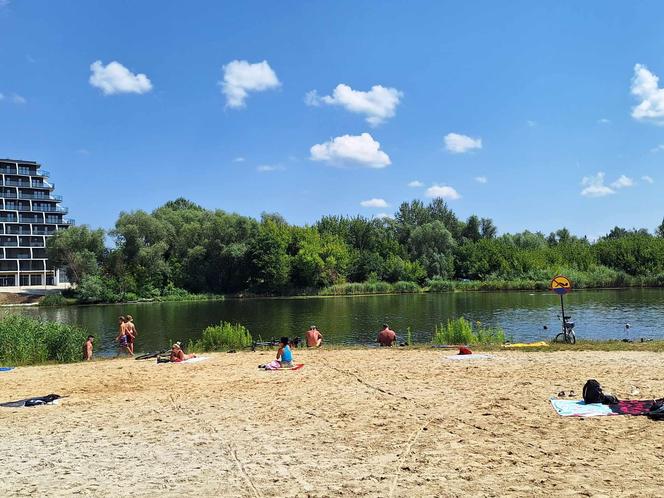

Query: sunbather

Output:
[169, 343, 197, 363]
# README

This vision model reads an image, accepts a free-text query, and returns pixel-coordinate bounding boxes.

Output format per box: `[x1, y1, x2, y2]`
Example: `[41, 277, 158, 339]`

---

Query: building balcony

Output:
[17, 168, 37, 176]
[1, 192, 18, 199]
[31, 206, 67, 214]
[0, 241, 18, 247]
[32, 228, 56, 235]
[18, 193, 54, 200]
[0, 167, 16, 175]
[5, 181, 32, 188]
[19, 216, 44, 224]
[6, 228, 32, 235]
[36, 169, 49, 177]
[0, 217, 18, 223]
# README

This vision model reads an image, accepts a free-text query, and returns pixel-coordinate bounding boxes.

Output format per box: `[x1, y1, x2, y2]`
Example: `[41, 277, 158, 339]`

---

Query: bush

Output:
[40, 294, 68, 307]
[0, 314, 88, 365]
[432, 317, 505, 345]
[189, 322, 253, 351]
[392, 281, 422, 293]
[427, 278, 455, 292]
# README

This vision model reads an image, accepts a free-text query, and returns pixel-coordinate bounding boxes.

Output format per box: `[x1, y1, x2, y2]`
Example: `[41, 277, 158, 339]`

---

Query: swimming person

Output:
[83, 335, 94, 361]
[377, 323, 397, 347]
[126, 315, 137, 354]
[169, 343, 196, 362]
[306, 325, 323, 348]
[115, 316, 132, 356]
[259, 337, 294, 369]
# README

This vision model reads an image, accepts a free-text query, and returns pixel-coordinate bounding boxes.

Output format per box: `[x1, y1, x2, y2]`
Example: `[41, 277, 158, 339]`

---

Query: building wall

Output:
[0, 159, 74, 287]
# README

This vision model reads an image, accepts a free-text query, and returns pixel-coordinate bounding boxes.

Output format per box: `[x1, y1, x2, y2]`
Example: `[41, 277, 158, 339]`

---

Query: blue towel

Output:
[0, 367, 14, 372]
[550, 398, 615, 417]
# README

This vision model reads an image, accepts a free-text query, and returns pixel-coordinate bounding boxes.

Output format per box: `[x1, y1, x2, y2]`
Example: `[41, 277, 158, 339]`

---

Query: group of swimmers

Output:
[83, 319, 399, 362]
[116, 315, 138, 356]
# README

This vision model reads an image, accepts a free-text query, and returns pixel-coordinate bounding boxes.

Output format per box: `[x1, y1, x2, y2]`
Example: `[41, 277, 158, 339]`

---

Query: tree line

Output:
[45, 197, 664, 302]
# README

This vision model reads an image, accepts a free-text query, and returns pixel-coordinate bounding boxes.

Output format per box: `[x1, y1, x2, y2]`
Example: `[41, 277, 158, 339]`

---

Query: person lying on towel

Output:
[169, 342, 197, 363]
[259, 337, 293, 370]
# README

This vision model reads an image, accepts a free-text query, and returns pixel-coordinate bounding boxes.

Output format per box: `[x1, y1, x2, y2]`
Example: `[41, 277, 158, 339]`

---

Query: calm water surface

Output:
[15, 288, 664, 356]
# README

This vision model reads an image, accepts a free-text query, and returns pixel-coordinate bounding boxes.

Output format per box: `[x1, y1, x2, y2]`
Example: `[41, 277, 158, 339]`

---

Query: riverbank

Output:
[1, 349, 663, 496]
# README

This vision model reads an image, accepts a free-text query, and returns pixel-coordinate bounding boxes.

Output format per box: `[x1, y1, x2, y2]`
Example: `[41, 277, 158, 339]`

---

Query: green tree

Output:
[46, 225, 106, 285]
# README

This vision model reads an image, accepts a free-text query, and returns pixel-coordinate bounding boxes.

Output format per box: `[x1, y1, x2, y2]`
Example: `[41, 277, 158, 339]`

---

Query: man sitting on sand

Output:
[377, 323, 397, 347]
[83, 335, 94, 361]
[169, 342, 197, 363]
[306, 325, 323, 348]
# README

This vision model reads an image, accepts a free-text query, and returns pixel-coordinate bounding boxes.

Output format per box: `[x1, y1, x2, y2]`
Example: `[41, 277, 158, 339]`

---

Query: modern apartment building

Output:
[0, 159, 73, 287]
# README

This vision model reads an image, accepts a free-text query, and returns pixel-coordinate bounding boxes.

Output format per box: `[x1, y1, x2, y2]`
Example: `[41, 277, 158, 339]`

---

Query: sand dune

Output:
[1, 349, 663, 497]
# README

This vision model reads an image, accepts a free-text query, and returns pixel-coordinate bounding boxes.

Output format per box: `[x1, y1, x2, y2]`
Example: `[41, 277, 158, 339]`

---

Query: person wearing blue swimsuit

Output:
[278, 336, 293, 368]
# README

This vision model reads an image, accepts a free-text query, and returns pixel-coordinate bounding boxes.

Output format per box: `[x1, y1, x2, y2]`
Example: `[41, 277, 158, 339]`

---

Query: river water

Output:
[14, 288, 664, 355]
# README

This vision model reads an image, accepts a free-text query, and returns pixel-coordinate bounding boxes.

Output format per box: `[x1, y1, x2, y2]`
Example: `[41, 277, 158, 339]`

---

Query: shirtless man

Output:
[305, 325, 323, 348]
[377, 323, 397, 347]
[83, 335, 94, 361]
[115, 316, 132, 356]
[125, 315, 137, 354]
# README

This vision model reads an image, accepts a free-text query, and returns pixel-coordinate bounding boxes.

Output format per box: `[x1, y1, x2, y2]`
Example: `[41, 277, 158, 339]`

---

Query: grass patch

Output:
[0, 313, 88, 365]
[432, 317, 506, 345]
[189, 321, 253, 352]
[39, 294, 76, 307]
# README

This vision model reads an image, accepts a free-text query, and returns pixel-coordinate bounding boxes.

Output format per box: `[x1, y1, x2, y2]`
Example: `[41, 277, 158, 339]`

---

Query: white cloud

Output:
[310, 133, 390, 168]
[597, 118, 611, 124]
[642, 175, 654, 184]
[631, 63, 664, 123]
[425, 184, 461, 200]
[650, 144, 664, 153]
[220, 60, 280, 108]
[474, 176, 488, 184]
[233, 157, 246, 162]
[444, 133, 482, 154]
[580, 172, 615, 198]
[306, 84, 403, 126]
[0, 92, 26, 104]
[408, 180, 424, 187]
[611, 174, 635, 189]
[89, 60, 152, 95]
[257, 164, 284, 172]
[360, 198, 389, 208]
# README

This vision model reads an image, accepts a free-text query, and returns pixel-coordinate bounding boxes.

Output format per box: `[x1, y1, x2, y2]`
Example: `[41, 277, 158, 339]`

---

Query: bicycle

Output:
[554, 315, 576, 344]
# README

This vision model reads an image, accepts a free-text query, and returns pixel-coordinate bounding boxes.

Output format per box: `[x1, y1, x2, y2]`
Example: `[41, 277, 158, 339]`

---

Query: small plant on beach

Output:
[0, 313, 88, 365]
[189, 321, 253, 351]
[432, 317, 505, 345]
[406, 326, 413, 346]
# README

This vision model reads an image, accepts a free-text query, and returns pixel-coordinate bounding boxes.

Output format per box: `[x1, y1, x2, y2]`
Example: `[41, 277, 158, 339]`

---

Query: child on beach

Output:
[83, 335, 94, 361]
[259, 336, 294, 370]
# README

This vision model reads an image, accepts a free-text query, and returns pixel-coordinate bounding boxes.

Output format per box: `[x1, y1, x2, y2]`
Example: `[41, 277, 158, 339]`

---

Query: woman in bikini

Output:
[169, 342, 196, 362]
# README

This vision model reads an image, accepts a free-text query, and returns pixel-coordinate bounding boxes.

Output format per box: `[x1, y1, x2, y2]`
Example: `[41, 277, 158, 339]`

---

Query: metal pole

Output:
[560, 294, 566, 323]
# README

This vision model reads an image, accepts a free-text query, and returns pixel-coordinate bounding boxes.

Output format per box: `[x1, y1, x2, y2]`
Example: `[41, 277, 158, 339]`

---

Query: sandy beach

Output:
[1, 348, 664, 497]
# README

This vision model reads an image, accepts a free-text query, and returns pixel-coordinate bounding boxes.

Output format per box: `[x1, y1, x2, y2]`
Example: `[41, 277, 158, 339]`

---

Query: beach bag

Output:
[648, 399, 664, 421]
[583, 379, 618, 404]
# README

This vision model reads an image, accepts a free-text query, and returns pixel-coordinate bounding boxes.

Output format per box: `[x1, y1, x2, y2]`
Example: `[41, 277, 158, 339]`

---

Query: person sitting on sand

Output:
[306, 325, 323, 348]
[169, 342, 196, 363]
[377, 323, 397, 347]
[83, 335, 94, 361]
[259, 337, 294, 370]
[116, 316, 132, 356]
[125, 315, 137, 354]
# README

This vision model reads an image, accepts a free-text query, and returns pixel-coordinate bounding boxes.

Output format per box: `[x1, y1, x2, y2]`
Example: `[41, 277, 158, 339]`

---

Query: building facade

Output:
[0, 159, 73, 287]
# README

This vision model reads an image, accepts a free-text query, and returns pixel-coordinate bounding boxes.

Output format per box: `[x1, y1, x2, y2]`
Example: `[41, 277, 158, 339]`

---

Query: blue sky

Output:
[1, 1, 664, 238]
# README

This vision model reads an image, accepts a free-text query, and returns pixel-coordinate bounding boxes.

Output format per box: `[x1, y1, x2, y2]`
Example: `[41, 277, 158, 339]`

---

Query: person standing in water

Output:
[115, 316, 132, 356]
[83, 335, 94, 361]
[126, 315, 137, 354]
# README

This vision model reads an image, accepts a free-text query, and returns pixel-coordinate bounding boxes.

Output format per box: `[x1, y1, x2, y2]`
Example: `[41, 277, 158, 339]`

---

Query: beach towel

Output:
[263, 361, 304, 371]
[0, 394, 61, 408]
[0, 367, 15, 372]
[181, 356, 209, 364]
[550, 398, 662, 417]
[502, 341, 549, 349]
[445, 354, 492, 361]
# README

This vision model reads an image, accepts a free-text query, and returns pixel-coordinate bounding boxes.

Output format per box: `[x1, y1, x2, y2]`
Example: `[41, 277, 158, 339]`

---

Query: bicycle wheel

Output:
[567, 329, 576, 344]
[555, 333, 565, 343]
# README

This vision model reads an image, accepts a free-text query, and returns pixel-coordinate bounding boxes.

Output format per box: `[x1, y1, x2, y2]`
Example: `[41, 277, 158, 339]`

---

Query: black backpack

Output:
[583, 379, 618, 404]
[648, 399, 664, 420]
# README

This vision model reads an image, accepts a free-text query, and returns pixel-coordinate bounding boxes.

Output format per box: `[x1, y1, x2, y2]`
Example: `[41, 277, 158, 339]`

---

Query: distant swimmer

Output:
[377, 323, 397, 347]
[306, 325, 323, 348]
